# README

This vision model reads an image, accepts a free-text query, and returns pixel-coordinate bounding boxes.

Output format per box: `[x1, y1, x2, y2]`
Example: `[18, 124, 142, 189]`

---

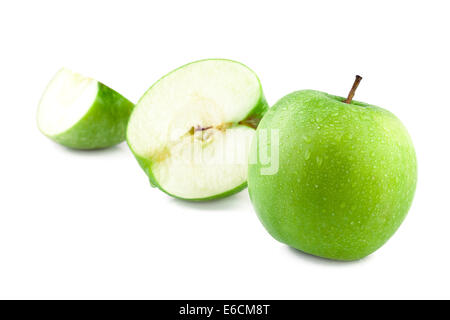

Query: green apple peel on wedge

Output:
[127, 59, 268, 201]
[248, 76, 417, 261]
[37, 68, 134, 149]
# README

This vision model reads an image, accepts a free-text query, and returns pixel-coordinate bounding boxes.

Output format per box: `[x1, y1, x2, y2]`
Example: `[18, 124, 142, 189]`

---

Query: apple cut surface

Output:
[37, 68, 134, 149]
[127, 59, 268, 200]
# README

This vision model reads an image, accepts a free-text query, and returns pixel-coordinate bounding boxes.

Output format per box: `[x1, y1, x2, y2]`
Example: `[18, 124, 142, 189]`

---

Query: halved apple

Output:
[37, 68, 134, 149]
[127, 59, 268, 201]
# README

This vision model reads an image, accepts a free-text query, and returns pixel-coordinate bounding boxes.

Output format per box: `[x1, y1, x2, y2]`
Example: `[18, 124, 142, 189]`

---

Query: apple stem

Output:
[344, 75, 363, 104]
[196, 125, 213, 132]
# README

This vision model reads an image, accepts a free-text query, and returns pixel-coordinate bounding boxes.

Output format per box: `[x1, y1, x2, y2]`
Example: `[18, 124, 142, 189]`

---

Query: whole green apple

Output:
[248, 77, 417, 261]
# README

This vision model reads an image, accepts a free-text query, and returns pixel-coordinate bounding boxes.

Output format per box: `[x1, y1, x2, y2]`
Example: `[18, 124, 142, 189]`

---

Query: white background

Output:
[0, 0, 449, 299]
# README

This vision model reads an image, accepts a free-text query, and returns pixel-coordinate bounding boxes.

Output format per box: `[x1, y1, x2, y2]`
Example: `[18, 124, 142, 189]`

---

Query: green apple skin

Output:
[40, 82, 134, 149]
[127, 59, 269, 201]
[248, 90, 417, 261]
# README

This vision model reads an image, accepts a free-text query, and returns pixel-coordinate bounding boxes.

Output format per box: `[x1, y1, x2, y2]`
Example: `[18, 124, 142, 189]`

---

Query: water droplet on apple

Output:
[316, 156, 323, 166]
[304, 149, 311, 160]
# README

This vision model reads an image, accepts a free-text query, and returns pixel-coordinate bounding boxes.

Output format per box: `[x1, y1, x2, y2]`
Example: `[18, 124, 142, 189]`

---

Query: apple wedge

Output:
[37, 68, 134, 149]
[127, 59, 268, 201]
